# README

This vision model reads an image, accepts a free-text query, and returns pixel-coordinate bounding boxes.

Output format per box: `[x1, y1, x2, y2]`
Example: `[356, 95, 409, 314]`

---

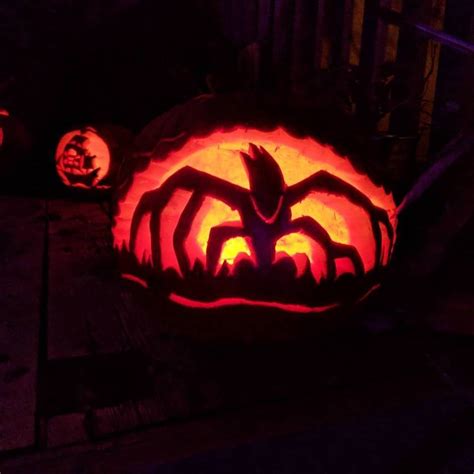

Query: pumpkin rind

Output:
[113, 94, 397, 314]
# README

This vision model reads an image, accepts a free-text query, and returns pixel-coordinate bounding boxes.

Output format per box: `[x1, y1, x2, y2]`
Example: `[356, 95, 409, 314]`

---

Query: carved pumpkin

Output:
[0, 109, 32, 188]
[0, 109, 29, 153]
[113, 95, 397, 314]
[55, 125, 131, 191]
[0, 109, 8, 148]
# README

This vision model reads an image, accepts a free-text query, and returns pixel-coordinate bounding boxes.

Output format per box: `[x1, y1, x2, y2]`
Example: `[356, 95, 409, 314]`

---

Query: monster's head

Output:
[241, 143, 286, 223]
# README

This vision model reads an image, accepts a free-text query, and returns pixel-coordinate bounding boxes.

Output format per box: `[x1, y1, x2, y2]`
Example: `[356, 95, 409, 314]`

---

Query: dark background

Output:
[1, 0, 472, 166]
[1, 1, 236, 144]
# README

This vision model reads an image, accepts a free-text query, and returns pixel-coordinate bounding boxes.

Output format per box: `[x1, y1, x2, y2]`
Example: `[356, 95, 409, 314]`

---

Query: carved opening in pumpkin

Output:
[114, 128, 397, 312]
[55, 127, 111, 189]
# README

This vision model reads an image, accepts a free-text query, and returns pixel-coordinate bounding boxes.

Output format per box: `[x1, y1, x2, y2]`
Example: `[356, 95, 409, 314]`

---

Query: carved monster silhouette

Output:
[130, 143, 394, 280]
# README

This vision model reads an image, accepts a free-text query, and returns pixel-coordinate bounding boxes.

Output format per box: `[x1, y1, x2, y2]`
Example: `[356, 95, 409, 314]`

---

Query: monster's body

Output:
[130, 143, 393, 280]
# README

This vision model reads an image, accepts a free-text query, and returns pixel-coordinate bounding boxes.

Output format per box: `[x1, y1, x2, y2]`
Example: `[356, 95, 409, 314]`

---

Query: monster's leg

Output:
[288, 171, 394, 267]
[130, 166, 245, 270]
[173, 192, 205, 275]
[206, 224, 247, 276]
[290, 216, 364, 280]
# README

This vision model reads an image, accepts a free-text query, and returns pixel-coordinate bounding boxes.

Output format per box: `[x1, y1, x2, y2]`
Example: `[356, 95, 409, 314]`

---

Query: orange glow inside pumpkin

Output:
[114, 128, 396, 283]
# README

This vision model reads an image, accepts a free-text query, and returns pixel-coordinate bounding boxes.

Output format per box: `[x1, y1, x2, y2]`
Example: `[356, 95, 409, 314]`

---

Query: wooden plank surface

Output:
[44, 199, 203, 444]
[358, 0, 392, 126]
[45, 199, 137, 446]
[47, 199, 130, 359]
[3, 340, 471, 474]
[330, 0, 354, 67]
[411, 0, 446, 162]
[313, 0, 328, 69]
[0, 196, 45, 452]
[290, 0, 319, 88]
[272, 0, 296, 98]
[389, 0, 434, 138]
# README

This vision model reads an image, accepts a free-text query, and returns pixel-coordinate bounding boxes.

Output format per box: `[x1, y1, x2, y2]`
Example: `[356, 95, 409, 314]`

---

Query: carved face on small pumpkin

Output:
[114, 128, 397, 313]
[55, 127, 111, 189]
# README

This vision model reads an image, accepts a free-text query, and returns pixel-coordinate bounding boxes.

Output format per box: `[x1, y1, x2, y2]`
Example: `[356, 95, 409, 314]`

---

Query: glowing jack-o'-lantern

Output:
[0, 109, 8, 148]
[114, 125, 397, 314]
[0, 108, 32, 188]
[55, 127, 112, 189]
[55, 125, 132, 191]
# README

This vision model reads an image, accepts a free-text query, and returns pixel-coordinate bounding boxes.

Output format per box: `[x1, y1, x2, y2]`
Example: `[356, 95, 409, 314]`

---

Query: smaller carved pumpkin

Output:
[0, 109, 9, 148]
[0, 109, 32, 189]
[0, 109, 30, 152]
[55, 125, 131, 191]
